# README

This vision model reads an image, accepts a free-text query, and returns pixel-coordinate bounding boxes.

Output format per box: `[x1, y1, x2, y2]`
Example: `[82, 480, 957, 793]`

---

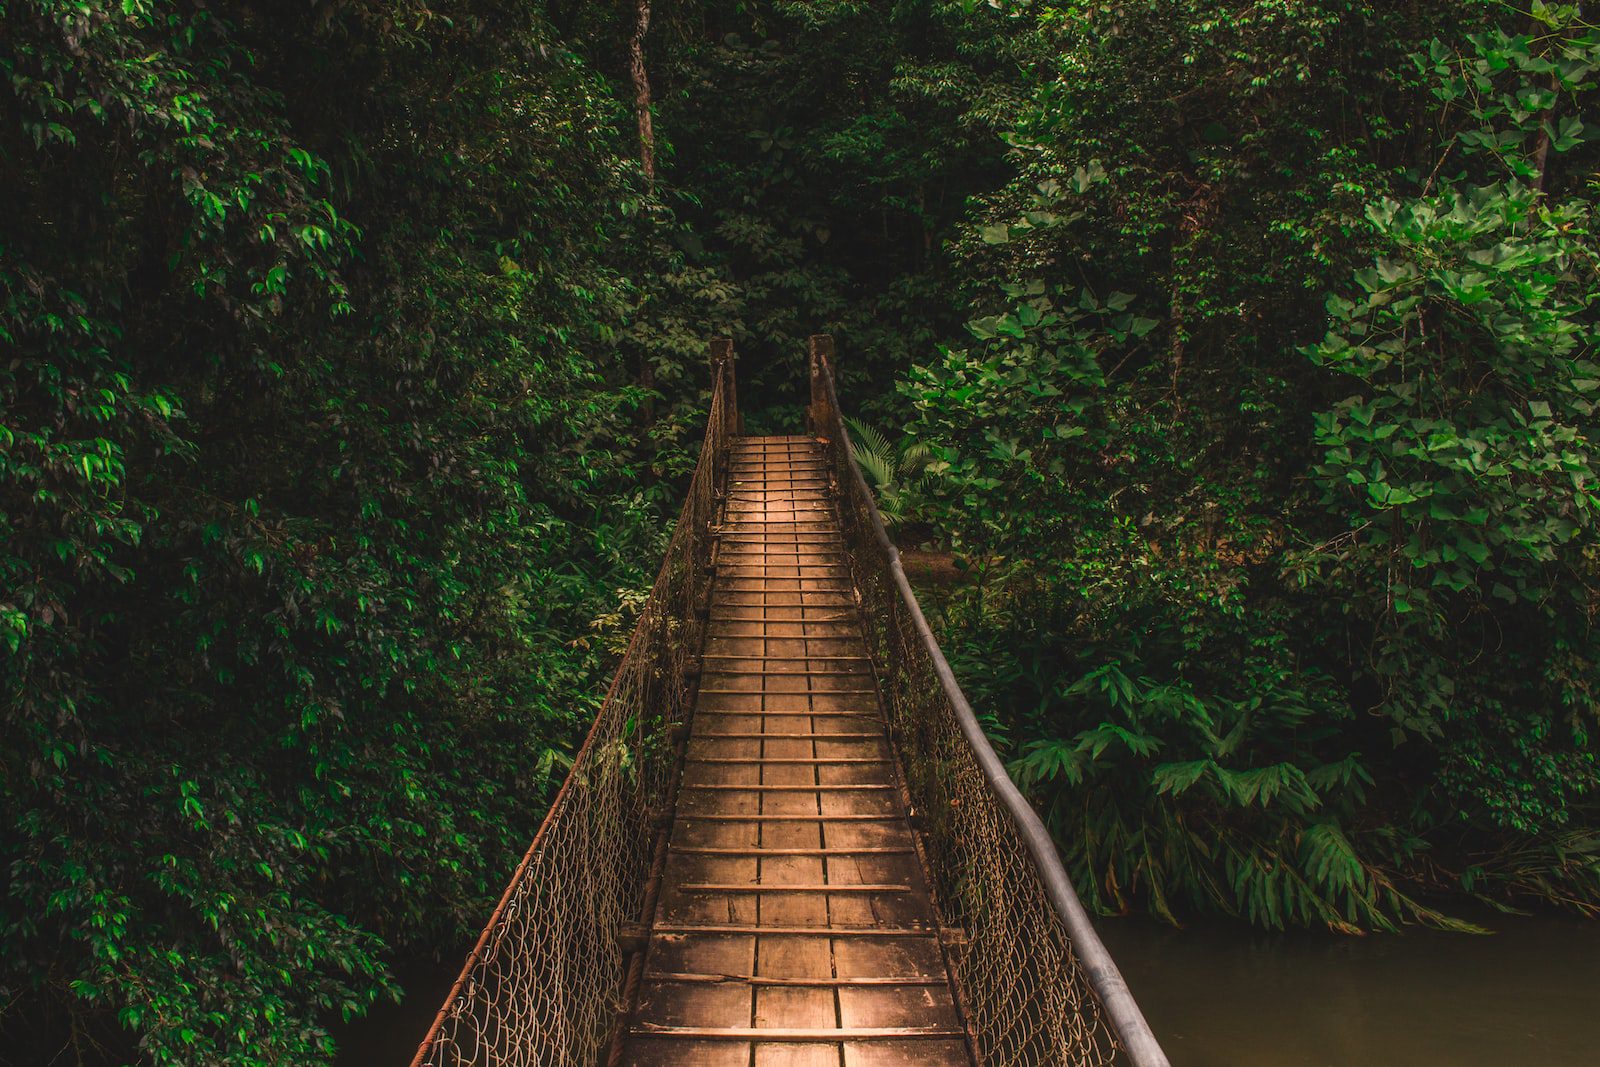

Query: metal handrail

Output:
[807, 333, 1169, 1066]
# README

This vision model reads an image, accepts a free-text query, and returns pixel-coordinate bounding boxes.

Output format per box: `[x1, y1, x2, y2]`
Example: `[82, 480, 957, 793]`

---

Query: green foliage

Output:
[900, 1, 1600, 932]
[844, 414, 934, 532]
[0, 2, 672, 1061]
[1302, 17, 1600, 835]
[648, 0, 1021, 408]
[7, 0, 1600, 1059]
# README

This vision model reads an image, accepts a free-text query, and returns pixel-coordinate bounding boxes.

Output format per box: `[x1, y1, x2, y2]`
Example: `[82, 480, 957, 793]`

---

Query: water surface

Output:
[1098, 914, 1600, 1066]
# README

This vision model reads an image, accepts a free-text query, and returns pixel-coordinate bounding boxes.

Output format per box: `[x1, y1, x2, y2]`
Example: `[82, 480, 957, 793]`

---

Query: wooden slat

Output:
[651, 924, 935, 937]
[647, 972, 944, 987]
[673, 813, 899, 822]
[669, 846, 914, 856]
[700, 670, 871, 678]
[714, 537, 844, 545]
[697, 694, 876, 700]
[679, 783, 893, 792]
[630, 1025, 963, 1041]
[701, 654, 869, 661]
[717, 580, 850, 587]
[685, 757, 888, 765]
[679, 884, 912, 894]
[717, 556, 846, 562]
[691, 732, 880, 739]
[691, 709, 880, 718]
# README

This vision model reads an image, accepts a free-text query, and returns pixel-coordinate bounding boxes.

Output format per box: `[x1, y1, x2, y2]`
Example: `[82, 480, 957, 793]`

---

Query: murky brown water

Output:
[347, 915, 1600, 1065]
[1097, 914, 1600, 1066]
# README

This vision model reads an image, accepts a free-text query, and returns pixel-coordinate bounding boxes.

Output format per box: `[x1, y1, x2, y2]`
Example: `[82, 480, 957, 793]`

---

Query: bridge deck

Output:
[623, 435, 974, 1066]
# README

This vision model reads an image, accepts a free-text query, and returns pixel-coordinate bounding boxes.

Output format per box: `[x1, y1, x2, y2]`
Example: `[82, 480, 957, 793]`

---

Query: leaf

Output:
[1152, 760, 1211, 796]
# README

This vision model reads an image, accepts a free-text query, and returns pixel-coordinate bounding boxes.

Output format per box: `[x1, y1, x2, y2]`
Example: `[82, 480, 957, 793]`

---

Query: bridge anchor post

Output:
[709, 337, 741, 436]
[807, 333, 835, 438]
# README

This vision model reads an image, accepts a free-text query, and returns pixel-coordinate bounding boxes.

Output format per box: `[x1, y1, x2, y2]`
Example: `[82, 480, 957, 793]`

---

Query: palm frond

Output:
[845, 415, 896, 488]
[899, 440, 933, 478]
[855, 447, 895, 489]
[845, 415, 892, 461]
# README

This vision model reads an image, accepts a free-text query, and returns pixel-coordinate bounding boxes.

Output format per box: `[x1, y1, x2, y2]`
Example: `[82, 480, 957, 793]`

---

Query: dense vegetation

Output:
[2, 0, 1596, 1062]
[0, 2, 678, 1060]
[904, 0, 1600, 933]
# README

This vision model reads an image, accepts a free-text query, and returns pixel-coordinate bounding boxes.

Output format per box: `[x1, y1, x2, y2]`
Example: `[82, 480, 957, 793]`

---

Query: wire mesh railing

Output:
[410, 342, 739, 1067]
[806, 334, 1170, 1067]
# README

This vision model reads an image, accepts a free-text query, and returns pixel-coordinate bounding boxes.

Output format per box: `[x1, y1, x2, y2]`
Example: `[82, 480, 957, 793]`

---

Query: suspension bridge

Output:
[410, 337, 1169, 1066]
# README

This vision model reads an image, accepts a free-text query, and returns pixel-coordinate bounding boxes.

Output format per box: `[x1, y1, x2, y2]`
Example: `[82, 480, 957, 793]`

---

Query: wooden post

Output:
[708, 337, 739, 437]
[808, 334, 834, 437]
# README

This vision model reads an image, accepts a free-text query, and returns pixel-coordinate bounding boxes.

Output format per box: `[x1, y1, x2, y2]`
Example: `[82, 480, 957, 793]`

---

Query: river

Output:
[347, 914, 1600, 1064]
[1097, 913, 1600, 1065]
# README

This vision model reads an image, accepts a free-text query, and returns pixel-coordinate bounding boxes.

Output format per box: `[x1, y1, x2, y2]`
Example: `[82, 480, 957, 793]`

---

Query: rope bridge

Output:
[411, 337, 1168, 1067]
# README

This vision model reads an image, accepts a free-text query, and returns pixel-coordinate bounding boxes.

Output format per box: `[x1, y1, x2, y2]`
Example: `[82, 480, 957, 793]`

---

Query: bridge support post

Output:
[709, 337, 741, 436]
[808, 334, 834, 437]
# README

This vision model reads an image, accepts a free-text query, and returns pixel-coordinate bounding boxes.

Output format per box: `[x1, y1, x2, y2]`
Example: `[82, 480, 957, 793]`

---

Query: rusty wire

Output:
[410, 355, 735, 1067]
[807, 335, 1167, 1066]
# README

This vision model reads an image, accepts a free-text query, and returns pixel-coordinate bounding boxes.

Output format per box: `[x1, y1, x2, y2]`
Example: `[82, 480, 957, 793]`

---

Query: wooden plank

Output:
[623, 1039, 752, 1066]
[701, 670, 872, 678]
[687, 757, 888, 765]
[691, 732, 881, 740]
[630, 1026, 964, 1041]
[843, 1041, 972, 1066]
[697, 694, 876, 700]
[680, 784, 893, 792]
[679, 883, 912, 894]
[693, 710, 880, 718]
[648, 972, 944, 987]
[670, 847, 913, 856]
[755, 1044, 842, 1067]
[715, 537, 845, 545]
[651, 924, 935, 937]
[675, 814, 900, 822]
[702, 654, 869, 661]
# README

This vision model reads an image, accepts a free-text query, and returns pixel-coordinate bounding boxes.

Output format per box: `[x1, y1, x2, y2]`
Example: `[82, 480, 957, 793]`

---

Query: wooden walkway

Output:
[622, 435, 973, 1066]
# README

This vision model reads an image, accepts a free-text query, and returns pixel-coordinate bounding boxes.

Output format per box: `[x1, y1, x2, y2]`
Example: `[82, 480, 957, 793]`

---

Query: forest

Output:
[2, 0, 1598, 1062]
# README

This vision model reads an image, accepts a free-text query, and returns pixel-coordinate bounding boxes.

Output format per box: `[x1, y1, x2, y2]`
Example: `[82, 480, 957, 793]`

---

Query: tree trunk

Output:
[1526, 16, 1559, 219]
[1529, 78, 1557, 200]
[629, 0, 655, 187]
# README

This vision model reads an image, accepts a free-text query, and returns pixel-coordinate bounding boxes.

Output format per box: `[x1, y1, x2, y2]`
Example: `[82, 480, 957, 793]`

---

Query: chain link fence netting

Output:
[411, 355, 737, 1067]
[807, 335, 1167, 1067]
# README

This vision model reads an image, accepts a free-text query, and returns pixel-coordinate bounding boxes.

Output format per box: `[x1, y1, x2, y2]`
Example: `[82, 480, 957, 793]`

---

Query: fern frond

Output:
[856, 447, 895, 489]
[899, 440, 933, 477]
[845, 415, 896, 487]
[845, 415, 892, 460]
